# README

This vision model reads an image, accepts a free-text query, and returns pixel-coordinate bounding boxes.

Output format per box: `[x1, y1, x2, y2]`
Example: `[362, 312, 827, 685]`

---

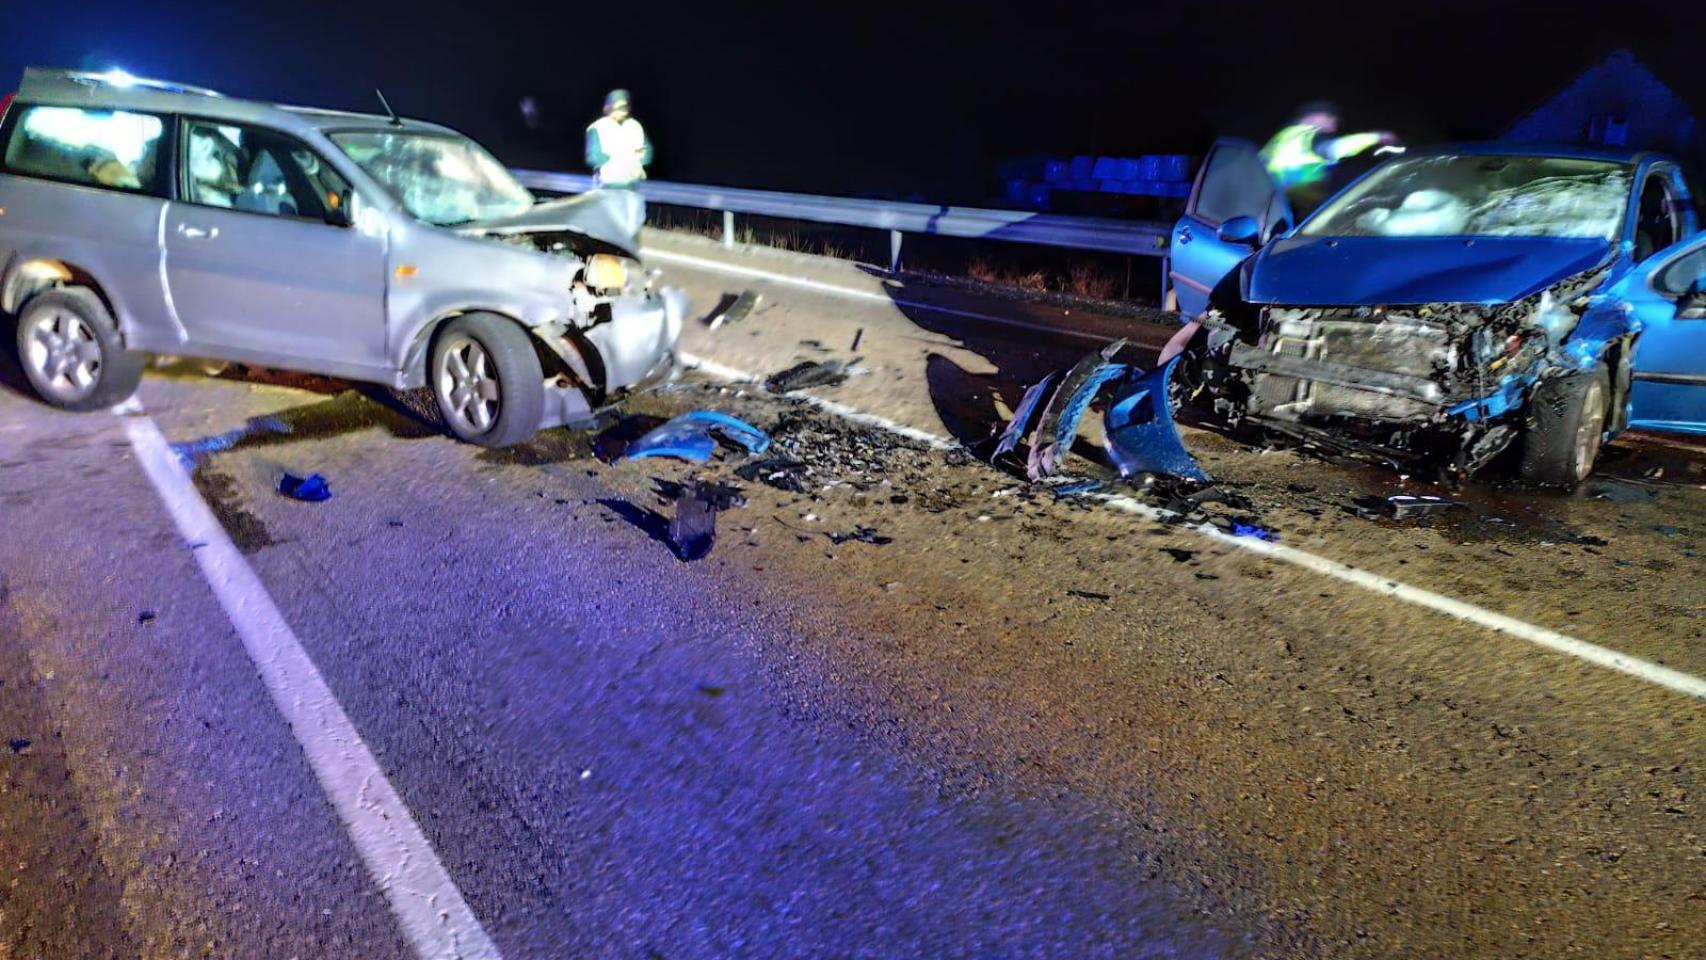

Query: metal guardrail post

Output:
[889, 230, 903, 273]
[723, 210, 735, 249]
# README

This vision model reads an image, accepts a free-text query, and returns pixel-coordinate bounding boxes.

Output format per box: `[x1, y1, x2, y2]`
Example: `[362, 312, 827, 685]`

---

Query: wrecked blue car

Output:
[1169, 140, 1706, 485]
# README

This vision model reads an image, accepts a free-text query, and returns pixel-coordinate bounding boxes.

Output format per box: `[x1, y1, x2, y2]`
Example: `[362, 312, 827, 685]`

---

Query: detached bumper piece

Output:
[995, 340, 1209, 485]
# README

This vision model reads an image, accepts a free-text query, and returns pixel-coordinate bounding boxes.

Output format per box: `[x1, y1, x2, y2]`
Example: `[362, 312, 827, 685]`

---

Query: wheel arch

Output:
[2, 256, 120, 325]
[398, 307, 601, 398]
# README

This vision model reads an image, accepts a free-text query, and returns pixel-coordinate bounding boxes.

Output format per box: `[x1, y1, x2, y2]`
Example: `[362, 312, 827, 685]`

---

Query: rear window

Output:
[2, 103, 165, 195]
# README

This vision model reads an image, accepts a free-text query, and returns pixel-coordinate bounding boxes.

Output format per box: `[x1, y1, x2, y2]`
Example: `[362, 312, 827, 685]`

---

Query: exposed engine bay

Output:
[1193, 263, 1624, 476]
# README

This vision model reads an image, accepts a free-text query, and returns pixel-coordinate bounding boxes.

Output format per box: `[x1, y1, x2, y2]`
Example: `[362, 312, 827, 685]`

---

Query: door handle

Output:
[178, 225, 219, 240]
[1178, 225, 1193, 244]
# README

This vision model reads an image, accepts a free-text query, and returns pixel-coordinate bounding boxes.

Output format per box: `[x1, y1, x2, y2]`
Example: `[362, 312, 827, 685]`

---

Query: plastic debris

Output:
[1048, 478, 1105, 499]
[993, 371, 1058, 460]
[765, 358, 859, 393]
[1068, 589, 1111, 601]
[277, 472, 331, 502]
[624, 410, 771, 463]
[1103, 356, 1211, 484]
[1353, 494, 1464, 520]
[826, 525, 894, 546]
[1028, 341, 1129, 481]
[850, 327, 864, 351]
[670, 480, 747, 561]
[170, 415, 291, 468]
[1230, 522, 1278, 541]
[707, 290, 761, 329]
[734, 457, 811, 493]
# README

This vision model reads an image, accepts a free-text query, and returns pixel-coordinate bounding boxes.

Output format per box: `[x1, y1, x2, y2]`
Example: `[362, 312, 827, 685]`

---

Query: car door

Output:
[1168, 138, 1289, 317]
[1616, 231, 1706, 434]
[164, 118, 388, 374]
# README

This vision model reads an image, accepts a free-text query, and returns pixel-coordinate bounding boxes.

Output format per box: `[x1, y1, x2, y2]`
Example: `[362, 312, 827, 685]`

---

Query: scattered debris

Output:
[1230, 522, 1278, 541]
[1068, 589, 1111, 601]
[137, 610, 156, 625]
[170, 415, 291, 468]
[1163, 547, 1196, 562]
[706, 290, 761, 329]
[1354, 494, 1466, 520]
[850, 327, 864, 352]
[735, 457, 811, 493]
[1103, 357, 1211, 484]
[826, 525, 894, 546]
[1586, 477, 1660, 504]
[1048, 478, 1105, 499]
[8, 738, 30, 753]
[1027, 341, 1130, 481]
[277, 472, 331, 502]
[669, 479, 747, 561]
[624, 411, 771, 463]
[992, 371, 1058, 461]
[765, 358, 859, 394]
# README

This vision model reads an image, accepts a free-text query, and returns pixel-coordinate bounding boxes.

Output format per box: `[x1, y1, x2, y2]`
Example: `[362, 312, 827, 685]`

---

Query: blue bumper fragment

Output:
[624, 410, 772, 463]
[1103, 357, 1211, 484]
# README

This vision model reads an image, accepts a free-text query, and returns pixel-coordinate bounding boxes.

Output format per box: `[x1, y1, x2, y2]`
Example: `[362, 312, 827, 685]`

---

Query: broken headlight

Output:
[584, 254, 629, 291]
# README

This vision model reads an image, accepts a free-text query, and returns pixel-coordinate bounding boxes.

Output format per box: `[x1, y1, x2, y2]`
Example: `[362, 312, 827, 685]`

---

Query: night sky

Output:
[5, 0, 1705, 202]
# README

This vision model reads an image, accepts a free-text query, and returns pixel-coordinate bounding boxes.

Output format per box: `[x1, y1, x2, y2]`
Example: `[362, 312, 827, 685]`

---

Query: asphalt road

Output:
[0, 231, 1701, 959]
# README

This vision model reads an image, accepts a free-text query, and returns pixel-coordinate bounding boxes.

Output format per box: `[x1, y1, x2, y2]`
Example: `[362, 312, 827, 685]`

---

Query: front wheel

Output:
[430, 313, 544, 448]
[1519, 366, 1609, 487]
[16, 286, 144, 412]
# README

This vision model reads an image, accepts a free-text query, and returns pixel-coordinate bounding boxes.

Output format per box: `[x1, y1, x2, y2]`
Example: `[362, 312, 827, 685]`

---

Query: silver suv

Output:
[0, 68, 686, 446]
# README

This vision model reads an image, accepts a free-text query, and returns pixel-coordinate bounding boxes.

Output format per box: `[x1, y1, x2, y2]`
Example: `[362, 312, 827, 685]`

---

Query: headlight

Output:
[585, 254, 629, 291]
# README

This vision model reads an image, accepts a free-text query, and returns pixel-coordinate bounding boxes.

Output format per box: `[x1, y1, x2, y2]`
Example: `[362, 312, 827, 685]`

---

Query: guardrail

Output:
[513, 169, 1173, 275]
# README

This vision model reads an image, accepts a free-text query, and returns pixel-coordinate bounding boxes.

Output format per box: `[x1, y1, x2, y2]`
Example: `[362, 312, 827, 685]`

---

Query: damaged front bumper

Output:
[1204, 286, 1613, 472]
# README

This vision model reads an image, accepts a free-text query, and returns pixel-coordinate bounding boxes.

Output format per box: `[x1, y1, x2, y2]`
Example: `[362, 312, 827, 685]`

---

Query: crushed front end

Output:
[1202, 266, 1616, 476]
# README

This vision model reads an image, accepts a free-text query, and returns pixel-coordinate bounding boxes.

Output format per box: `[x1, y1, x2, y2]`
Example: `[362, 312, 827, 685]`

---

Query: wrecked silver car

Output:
[1, 67, 684, 446]
[1168, 141, 1706, 486]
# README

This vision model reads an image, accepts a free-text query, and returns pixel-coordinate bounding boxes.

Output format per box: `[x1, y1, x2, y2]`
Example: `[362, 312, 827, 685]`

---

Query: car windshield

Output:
[1298, 155, 1631, 240]
[330, 130, 534, 226]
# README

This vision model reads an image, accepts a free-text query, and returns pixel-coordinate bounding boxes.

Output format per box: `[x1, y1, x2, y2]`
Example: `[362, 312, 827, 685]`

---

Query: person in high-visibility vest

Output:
[1260, 101, 1395, 208]
[585, 89, 651, 188]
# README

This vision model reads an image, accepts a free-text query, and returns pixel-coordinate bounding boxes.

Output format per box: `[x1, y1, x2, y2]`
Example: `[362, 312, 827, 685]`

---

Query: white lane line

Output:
[115, 399, 503, 960]
[676, 357, 1706, 703]
[646, 246, 1168, 347]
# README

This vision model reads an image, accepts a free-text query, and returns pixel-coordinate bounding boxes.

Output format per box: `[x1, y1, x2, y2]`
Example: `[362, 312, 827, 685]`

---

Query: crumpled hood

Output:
[455, 189, 644, 257]
[1247, 235, 1613, 306]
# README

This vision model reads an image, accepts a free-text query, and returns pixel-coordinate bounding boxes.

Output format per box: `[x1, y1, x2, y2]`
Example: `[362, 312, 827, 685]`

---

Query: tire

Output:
[1519, 365, 1610, 487]
[15, 286, 144, 412]
[429, 312, 543, 447]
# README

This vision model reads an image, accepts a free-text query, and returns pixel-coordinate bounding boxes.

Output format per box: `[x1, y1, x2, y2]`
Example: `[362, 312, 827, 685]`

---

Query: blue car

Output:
[1168, 139, 1706, 486]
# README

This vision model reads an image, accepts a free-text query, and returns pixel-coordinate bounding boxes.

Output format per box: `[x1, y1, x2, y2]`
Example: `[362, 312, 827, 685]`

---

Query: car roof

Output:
[1400, 141, 1658, 165]
[13, 67, 461, 139]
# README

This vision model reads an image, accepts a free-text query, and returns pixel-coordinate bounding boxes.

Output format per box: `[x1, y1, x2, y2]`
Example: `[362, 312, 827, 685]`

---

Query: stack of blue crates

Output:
[1007, 153, 1194, 210]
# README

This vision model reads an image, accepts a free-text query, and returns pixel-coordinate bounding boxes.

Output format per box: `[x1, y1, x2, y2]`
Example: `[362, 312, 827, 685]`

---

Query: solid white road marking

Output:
[676, 357, 1706, 702]
[646, 246, 1171, 347]
[115, 399, 503, 960]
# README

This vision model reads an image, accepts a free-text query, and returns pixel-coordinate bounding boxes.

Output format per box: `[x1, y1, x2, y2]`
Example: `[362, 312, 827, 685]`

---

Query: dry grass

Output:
[1066, 262, 1120, 300]
[967, 257, 1000, 283]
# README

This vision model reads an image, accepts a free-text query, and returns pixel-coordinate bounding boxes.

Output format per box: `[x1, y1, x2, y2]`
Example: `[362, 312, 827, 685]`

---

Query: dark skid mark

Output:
[477, 429, 596, 467]
[191, 469, 277, 554]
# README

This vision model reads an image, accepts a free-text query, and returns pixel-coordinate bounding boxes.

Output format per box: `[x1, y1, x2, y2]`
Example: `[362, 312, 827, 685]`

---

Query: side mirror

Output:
[324, 191, 353, 228]
[1216, 215, 1261, 246]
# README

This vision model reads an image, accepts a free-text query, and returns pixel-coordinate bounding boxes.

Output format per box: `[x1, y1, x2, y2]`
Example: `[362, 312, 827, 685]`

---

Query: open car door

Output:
[1168, 138, 1290, 318]
[1616, 231, 1706, 435]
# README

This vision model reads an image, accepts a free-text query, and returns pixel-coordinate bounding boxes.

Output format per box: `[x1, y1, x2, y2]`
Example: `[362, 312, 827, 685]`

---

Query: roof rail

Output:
[18, 66, 224, 99]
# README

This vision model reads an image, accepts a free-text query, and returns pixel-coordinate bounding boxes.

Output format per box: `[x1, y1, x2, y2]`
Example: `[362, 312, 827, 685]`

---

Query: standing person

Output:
[1260, 101, 1395, 212]
[585, 89, 651, 188]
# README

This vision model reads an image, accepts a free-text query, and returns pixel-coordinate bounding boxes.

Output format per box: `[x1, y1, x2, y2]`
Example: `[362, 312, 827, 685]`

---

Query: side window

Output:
[1191, 144, 1274, 228]
[1634, 174, 1681, 261]
[182, 120, 350, 223]
[1, 104, 164, 194]
[1654, 246, 1706, 303]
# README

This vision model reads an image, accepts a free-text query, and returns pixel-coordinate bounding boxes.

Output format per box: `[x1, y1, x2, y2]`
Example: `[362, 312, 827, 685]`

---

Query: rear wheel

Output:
[430, 312, 543, 447]
[1519, 366, 1609, 487]
[15, 286, 144, 411]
